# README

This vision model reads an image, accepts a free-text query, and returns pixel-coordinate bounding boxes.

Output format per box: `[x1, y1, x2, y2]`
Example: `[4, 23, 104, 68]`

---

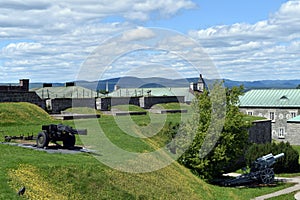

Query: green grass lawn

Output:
[0, 142, 293, 200]
[0, 102, 296, 199]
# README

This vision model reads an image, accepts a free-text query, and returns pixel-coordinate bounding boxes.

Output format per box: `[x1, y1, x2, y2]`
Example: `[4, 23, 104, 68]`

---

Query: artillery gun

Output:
[224, 153, 284, 186]
[36, 124, 87, 149]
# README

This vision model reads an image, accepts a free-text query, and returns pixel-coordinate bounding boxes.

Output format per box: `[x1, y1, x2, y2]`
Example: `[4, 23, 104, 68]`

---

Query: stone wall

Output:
[0, 79, 29, 92]
[50, 98, 96, 114]
[96, 97, 110, 111]
[96, 96, 185, 111]
[285, 122, 300, 145]
[96, 97, 140, 111]
[50, 98, 72, 114]
[111, 97, 140, 107]
[0, 91, 45, 109]
[139, 96, 185, 109]
[240, 107, 300, 141]
[248, 119, 272, 144]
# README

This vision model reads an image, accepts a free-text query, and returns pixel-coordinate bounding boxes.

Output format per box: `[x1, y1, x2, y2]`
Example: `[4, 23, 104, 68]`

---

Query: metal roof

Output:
[287, 115, 300, 123]
[239, 89, 300, 108]
[108, 87, 195, 102]
[33, 86, 98, 99]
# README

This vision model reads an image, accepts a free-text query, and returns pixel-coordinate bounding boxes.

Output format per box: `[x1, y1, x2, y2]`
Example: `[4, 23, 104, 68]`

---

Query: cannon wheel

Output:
[36, 131, 49, 148]
[63, 134, 75, 149]
[260, 168, 275, 184]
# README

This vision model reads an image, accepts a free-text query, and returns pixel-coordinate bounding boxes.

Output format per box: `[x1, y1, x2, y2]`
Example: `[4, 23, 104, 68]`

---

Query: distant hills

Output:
[223, 79, 300, 90]
[2, 77, 299, 92]
[77, 77, 300, 92]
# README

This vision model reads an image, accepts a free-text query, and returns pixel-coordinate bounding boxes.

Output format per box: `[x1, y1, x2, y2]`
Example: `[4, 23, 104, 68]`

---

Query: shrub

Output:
[245, 142, 300, 173]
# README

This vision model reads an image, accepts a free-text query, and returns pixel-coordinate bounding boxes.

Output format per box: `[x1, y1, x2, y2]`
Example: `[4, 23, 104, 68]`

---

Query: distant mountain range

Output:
[3, 77, 299, 92]
[74, 77, 300, 92]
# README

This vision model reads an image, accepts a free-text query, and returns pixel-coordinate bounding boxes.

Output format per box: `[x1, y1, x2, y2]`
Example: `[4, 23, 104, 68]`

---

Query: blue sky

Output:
[146, 0, 287, 31]
[1, 0, 299, 82]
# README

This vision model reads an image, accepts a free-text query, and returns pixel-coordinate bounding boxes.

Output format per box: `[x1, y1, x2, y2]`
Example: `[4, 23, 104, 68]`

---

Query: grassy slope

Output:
[0, 103, 60, 141]
[0, 102, 292, 199]
[0, 102, 54, 125]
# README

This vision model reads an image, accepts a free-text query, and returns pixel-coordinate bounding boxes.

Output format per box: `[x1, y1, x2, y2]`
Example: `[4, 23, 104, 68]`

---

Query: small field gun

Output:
[224, 153, 284, 186]
[36, 124, 87, 149]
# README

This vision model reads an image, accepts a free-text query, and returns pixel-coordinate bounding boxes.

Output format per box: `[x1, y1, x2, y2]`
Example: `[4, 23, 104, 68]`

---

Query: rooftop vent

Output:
[43, 83, 52, 87]
[65, 82, 75, 87]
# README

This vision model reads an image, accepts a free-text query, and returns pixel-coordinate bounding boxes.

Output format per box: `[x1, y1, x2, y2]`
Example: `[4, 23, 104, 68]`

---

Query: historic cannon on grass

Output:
[36, 124, 87, 149]
[224, 153, 284, 186]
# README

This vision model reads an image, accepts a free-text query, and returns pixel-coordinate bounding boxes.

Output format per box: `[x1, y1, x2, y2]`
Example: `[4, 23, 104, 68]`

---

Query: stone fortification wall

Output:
[248, 119, 272, 144]
[50, 98, 96, 114]
[96, 96, 185, 111]
[96, 97, 140, 111]
[0, 91, 45, 109]
[139, 96, 184, 109]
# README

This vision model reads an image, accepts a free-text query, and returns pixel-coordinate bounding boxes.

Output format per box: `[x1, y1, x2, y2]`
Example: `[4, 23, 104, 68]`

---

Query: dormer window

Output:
[280, 95, 288, 100]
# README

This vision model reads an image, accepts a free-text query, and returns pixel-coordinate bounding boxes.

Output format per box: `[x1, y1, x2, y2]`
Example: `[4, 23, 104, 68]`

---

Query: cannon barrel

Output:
[223, 152, 284, 186]
[274, 153, 284, 160]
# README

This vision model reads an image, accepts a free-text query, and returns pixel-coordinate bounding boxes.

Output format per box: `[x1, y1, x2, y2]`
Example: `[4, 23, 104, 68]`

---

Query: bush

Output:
[245, 142, 300, 173]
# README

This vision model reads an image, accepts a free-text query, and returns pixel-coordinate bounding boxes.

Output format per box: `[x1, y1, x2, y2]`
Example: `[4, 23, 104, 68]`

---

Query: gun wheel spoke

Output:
[260, 168, 275, 184]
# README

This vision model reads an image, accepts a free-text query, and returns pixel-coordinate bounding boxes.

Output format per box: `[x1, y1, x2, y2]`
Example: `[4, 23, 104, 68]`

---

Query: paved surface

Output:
[225, 173, 300, 199]
[1, 142, 96, 154]
[253, 177, 300, 199]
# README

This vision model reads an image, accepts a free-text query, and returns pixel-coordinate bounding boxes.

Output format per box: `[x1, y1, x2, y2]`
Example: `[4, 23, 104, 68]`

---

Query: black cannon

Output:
[36, 124, 87, 149]
[224, 153, 284, 186]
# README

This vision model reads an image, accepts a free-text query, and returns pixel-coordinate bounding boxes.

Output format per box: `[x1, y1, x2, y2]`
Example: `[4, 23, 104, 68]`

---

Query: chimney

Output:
[19, 79, 29, 91]
[65, 82, 75, 87]
[43, 83, 52, 87]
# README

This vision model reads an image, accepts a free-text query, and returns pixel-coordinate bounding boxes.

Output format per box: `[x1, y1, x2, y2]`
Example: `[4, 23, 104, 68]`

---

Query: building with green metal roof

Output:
[239, 89, 300, 108]
[33, 85, 98, 99]
[108, 87, 195, 103]
[31, 83, 99, 114]
[96, 74, 206, 110]
[239, 89, 300, 144]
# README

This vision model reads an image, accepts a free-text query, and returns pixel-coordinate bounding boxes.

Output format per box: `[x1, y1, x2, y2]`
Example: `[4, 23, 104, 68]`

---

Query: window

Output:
[278, 128, 285, 139]
[270, 112, 275, 121]
[291, 112, 297, 119]
[247, 111, 253, 116]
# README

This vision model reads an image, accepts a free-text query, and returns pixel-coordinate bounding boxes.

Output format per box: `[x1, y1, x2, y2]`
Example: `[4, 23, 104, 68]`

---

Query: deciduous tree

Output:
[174, 83, 250, 179]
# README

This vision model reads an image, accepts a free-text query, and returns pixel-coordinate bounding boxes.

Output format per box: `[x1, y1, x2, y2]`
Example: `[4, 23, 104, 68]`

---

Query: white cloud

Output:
[189, 0, 300, 80]
[0, 0, 195, 82]
[1, 0, 299, 82]
[2, 42, 42, 55]
[121, 27, 156, 41]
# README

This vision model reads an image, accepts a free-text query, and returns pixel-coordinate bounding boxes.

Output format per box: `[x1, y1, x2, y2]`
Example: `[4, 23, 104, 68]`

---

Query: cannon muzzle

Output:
[274, 153, 284, 160]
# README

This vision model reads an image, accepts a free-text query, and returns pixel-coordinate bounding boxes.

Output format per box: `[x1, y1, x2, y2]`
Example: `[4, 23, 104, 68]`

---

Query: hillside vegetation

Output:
[0, 102, 53, 125]
[0, 102, 291, 199]
[0, 102, 58, 140]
